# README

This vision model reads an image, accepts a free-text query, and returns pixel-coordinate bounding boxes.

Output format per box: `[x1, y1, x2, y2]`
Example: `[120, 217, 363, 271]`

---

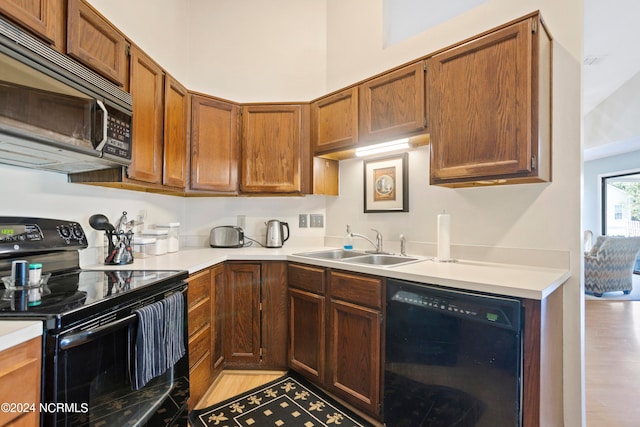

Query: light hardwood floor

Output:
[193, 370, 286, 410]
[586, 300, 640, 426]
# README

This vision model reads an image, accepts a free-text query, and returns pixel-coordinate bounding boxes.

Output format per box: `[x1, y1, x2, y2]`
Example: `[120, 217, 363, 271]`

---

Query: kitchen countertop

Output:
[0, 321, 42, 352]
[84, 245, 570, 300]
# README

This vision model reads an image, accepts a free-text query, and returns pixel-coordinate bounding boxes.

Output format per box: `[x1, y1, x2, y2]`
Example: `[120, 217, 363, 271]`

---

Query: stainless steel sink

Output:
[342, 254, 421, 267]
[294, 249, 367, 260]
[293, 250, 423, 268]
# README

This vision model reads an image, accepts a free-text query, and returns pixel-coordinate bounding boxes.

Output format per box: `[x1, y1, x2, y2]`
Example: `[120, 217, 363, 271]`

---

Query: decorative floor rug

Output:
[188, 372, 374, 427]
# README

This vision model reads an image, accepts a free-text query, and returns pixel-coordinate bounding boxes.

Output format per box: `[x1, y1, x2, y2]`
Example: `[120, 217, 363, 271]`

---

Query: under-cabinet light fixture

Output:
[355, 138, 410, 157]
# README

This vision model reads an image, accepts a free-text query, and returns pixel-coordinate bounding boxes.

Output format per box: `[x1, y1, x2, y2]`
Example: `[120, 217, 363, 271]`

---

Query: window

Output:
[602, 172, 640, 236]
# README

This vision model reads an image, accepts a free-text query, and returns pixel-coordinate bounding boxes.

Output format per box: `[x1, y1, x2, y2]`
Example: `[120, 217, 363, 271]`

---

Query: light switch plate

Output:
[310, 214, 324, 228]
[299, 214, 308, 228]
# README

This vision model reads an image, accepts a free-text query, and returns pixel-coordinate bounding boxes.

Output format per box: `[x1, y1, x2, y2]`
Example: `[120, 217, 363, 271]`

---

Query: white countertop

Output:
[0, 321, 42, 352]
[84, 246, 570, 300]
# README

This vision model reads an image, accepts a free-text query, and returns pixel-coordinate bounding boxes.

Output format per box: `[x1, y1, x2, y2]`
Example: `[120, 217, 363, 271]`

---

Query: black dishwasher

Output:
[384, 279, 522, 427]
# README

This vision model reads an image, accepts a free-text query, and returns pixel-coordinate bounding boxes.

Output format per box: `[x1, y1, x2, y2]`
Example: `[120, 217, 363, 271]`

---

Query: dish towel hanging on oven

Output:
[132, 291, 185, 390]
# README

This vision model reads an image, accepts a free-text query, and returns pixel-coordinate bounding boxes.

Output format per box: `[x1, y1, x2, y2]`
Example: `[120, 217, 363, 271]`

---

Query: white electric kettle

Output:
[265, 220, 290, 248]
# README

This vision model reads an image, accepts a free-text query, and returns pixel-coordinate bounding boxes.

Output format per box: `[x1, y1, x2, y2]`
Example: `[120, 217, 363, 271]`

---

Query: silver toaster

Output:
[210, 226, 245, 248]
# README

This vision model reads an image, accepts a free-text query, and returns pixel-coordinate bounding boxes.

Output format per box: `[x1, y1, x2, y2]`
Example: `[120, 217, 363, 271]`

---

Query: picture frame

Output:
[363, 153, 409, 213]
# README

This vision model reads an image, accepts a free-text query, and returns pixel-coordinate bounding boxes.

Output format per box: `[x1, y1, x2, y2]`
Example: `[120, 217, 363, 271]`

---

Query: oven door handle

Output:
[59, 313, 137, 350]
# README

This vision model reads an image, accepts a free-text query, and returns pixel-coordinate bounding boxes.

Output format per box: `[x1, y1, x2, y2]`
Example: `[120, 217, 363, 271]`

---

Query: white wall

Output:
[584, 71, 640, 150]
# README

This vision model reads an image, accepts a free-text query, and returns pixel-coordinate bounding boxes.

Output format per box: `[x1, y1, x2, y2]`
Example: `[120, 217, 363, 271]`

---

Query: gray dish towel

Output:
[133, 291, 186, 390]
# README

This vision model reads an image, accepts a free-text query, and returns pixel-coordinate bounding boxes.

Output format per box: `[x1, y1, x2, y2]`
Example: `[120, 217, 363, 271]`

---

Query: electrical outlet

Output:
[310, 214, 324, 228]
[237, 215, 246, 228]
[299, 214, 308, 228]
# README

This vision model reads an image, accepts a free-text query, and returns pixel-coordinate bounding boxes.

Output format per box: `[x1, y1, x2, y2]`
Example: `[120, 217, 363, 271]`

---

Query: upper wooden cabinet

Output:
[163, 75, 188, 188]
[241, 104, 311, 194]
[0, 0, 63, 46]
[127, 45, 164, 184]
[67, 0, 127, 86]
[428, 14, 552, 187]
[311, 87, 358, 155]
[190, 94, 239, 193]
[359, 61, 427, 143]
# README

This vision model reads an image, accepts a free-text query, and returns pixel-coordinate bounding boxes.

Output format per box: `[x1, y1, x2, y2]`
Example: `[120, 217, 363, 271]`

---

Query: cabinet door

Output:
[190, 95, 239, 193]
[359, 61, 426, 143]
[66, 0, 127, 86]
[163, 75, 188, 188]
[0, 0, 61, 45]
[429, 17, 550, 186]
[289, 288, 325, 383]
[224, 263, 261, 366]
[210, 263, 226, 377]
[241, 104, 306, 193]
[261, 262, 288, 369]
[128, 46, 164, 184]
[328, 298, 381, 416]
[311, 87, 358, 155]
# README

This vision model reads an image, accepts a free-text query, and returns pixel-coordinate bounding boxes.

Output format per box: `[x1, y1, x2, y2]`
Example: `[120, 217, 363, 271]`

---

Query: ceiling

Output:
[583, 0, 640, 114]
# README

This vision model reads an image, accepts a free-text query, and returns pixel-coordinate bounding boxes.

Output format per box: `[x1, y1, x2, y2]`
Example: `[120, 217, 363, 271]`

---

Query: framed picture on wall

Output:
[363, 153, 409, 213]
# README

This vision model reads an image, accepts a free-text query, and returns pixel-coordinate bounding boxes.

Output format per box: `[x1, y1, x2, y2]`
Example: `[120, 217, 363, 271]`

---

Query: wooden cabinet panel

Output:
[288, 263, 325, 294]
[187, 268, 212, 409]
[359, 61, 426, 143]
[66, 0, 127, 86]
[128, 45, 164, 184]
[0, 337, 41, 426]
[162, 75, 188, 188]
[210, 263, 226, 375]
[190, 95, 239, 193]
[224, 263, 261, 365]
[241, 104, 309, 193]
[189, 353, 212, 410]
[289, 288, 325, 383]
[311, 87, 358, 155]
[260, 262, 288, 368]
[0, 0, 61, 45]
[429, 16, 551, 186]
[329, 270, 383, 309]
[328, 298, 381, 416]
[313, 157, 339, 196]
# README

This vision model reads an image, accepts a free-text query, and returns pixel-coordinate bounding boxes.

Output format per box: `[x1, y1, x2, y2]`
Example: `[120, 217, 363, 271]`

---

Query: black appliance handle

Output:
[59, 313, 137, 350]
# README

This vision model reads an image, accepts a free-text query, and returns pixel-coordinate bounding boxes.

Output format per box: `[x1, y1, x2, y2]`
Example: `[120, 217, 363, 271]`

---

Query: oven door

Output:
[43, 286, 189, 427]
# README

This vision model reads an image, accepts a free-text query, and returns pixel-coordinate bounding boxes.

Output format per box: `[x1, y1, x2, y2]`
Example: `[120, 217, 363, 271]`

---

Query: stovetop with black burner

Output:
[0, 269, 188, 330]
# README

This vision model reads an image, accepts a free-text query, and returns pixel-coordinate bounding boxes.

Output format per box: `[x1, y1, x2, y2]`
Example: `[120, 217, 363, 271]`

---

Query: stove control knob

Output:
[71, 224, 84, 240]
[58, 225, 71, 239]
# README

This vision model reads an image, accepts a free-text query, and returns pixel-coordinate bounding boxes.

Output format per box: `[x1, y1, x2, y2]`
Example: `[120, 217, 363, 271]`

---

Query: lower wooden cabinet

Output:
[288, 263, 383, 419]
[224, 261, 288, 369]
[0, 336, 42, 426]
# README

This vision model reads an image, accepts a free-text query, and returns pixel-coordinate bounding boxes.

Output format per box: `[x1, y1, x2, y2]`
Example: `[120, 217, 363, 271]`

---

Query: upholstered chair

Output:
[585, 236, 640, 297]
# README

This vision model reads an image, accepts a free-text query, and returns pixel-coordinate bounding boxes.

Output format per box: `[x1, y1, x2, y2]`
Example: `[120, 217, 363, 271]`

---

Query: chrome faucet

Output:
[350, 228, 386, 254]
[400, 234, 407, 256]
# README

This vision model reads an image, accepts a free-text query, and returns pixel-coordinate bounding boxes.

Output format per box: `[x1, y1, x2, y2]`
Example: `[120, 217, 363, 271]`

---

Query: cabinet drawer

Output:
[288, 263, 325, 294]
[0, 338, 41, 426]
[189, 353, 212, 410]
[329, 271, 383, 309]
[188, 297, 211, 337]
[188, 269, 211, 308]
[189, 325, 211, 367]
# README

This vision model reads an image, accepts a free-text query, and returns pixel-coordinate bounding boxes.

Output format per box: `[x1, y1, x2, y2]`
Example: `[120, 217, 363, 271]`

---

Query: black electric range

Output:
[0, 216, 190, 427]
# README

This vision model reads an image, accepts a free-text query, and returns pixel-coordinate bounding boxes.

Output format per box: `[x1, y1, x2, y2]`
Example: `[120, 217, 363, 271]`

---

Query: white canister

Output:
[156, 222, 180, 252]
[142, 229, 169, 255]
[132, 236, 157, 258]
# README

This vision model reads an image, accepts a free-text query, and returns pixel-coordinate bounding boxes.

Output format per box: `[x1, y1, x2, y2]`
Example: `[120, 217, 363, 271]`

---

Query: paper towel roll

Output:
[437, 213, 451, 261]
